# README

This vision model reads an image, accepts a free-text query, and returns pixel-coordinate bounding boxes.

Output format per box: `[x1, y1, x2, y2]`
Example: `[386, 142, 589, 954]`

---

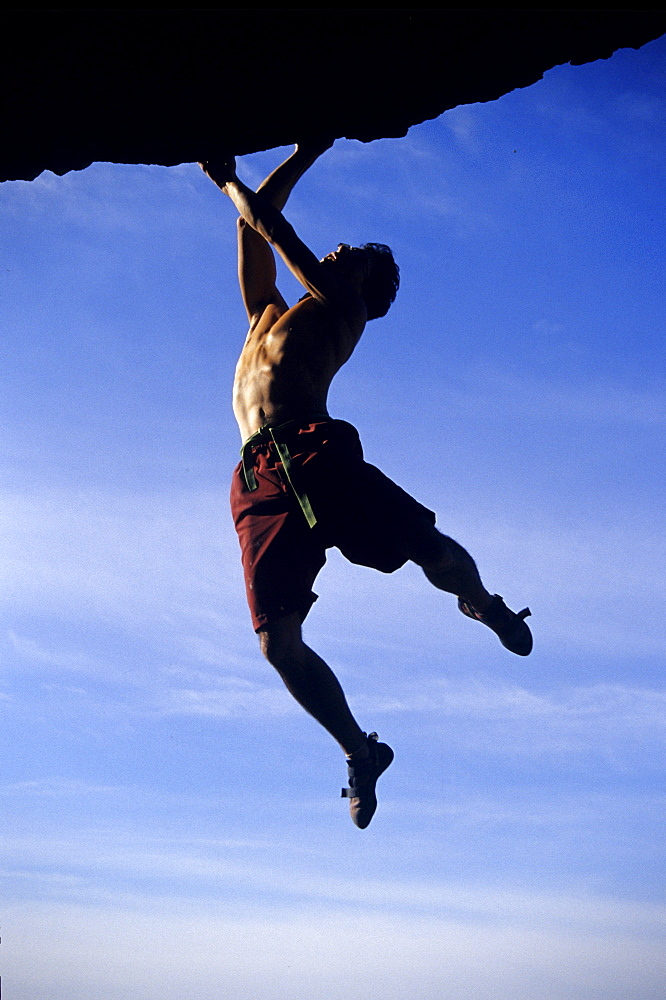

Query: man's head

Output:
[323, 243, 400, 320]
[358, 243, 400, 320]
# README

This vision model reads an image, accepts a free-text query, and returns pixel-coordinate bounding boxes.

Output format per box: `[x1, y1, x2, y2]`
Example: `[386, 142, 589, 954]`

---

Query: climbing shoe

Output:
[341, 732, 394, 829]
[458, 594, 533, 656]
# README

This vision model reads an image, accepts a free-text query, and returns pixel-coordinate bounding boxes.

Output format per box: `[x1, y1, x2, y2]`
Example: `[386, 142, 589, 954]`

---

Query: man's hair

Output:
[360, 243, 400, 320]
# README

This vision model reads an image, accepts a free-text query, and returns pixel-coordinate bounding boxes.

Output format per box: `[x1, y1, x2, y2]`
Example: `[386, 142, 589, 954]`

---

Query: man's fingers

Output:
[199, 155, 237, 185]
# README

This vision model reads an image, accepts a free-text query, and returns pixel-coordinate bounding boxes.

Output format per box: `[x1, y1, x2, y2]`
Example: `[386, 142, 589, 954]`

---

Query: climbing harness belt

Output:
[240, 416, 329, 529]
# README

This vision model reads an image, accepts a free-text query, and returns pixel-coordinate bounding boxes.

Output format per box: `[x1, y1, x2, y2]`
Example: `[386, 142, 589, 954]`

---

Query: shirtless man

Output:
[200, 143, 532, 828]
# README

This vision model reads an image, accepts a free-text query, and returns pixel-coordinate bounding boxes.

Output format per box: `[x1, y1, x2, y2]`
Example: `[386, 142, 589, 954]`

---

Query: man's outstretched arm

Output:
[200, 152, 354, 313]
[201, 143, 332, 323]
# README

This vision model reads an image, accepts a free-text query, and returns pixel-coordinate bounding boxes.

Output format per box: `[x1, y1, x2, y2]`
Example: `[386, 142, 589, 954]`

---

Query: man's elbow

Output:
[262, 214, 296, 249]
[238, 213, 273, 241]
[236, 202, 293, 247]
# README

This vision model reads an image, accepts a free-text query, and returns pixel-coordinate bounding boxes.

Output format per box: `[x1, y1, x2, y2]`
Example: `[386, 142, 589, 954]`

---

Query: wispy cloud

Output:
[8, 896, 664, 1000]
[443, 106, 483, 156]
[3, 161, 216, 238]
[1, 487, 243, 630]
[8, 631, 93, 672]
[159, 677, 296, 719]
[350, 677, 666, 756]
[0, 777, 125, 797]
[4, 830, 665, 935]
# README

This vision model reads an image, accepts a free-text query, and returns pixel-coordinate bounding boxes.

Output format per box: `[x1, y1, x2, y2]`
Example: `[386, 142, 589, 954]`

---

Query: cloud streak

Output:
[4, 830, 665, 935]
[8, 898, 664, 1000]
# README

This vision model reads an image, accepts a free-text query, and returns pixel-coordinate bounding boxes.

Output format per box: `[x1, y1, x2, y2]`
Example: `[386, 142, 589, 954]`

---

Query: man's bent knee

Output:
[258, 613, 304, 668]
[408, 527, 456, 572]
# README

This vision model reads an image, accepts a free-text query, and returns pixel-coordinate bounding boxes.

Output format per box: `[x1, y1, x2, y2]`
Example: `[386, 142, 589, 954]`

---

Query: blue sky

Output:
[2, 34, 665, 1000]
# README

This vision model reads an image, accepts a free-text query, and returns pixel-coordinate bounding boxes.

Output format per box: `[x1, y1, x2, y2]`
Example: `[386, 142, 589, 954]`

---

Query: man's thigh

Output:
[325, 460, 438, 573]
[231, 460, 326, 632]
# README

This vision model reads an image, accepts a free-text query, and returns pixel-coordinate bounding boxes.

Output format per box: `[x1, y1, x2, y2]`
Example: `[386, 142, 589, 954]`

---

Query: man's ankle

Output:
[345, 736, 369, 761]
[462, 592, 493, 614]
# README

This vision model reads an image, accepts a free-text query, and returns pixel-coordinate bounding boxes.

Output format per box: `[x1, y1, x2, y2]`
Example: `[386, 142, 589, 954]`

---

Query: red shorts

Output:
[230, 418, 437, 631]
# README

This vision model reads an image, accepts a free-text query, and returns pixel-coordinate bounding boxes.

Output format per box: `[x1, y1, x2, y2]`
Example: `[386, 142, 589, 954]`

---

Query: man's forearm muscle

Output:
[256, 141, 333, 212]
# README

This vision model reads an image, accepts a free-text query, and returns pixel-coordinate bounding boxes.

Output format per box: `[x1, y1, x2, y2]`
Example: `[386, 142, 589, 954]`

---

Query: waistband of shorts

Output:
[241, 412, 332, 451]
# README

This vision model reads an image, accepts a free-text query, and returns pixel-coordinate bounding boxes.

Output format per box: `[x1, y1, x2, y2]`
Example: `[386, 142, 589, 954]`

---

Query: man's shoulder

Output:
[248, 299, 290, 336]
[290, 290, 367, 334]
[244, 294, 366, 371]
[250, 293, 355, 330]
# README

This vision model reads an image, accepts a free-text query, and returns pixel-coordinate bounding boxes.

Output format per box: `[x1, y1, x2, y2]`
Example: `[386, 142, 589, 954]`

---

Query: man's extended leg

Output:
[408, 526, 532, 655]
[259, 612, 365, 755]
[259, 612, 394, 828]
[406, 525, 491, 607]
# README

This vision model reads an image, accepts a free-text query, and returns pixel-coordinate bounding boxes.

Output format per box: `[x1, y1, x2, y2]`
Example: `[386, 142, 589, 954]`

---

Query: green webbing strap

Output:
[241, 440, 259, 491]
[240, 422, 278, 491]
[239, 422, 318, 529]
[269, 429, 317, 529]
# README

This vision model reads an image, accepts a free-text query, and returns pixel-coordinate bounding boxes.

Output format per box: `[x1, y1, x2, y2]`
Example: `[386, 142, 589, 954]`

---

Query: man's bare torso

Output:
[233, 293, 365, 441]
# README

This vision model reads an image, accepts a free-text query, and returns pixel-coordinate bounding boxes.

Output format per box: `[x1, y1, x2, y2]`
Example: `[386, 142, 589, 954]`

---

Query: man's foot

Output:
[458, 594, 533, 656]
[341, 733, 394, 829]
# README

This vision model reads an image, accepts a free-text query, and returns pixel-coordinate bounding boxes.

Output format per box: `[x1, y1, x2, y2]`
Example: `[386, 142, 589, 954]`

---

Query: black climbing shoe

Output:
[458, 594, 533, 656]
[341, 732, 394, 829]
